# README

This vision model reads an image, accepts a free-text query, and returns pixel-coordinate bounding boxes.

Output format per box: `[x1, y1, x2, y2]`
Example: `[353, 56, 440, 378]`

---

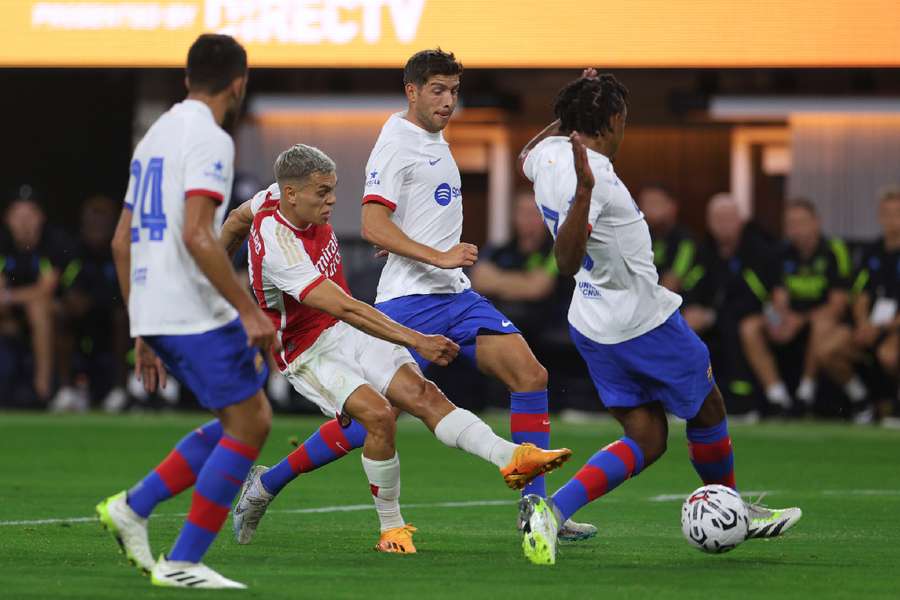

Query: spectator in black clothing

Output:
[52, 195, 130, 412]
[638, 184, 696, 295]
[738, 199, 853, 413]
[818, 185, 900, 421]
[681, 193, 776, 416]
[0, 188, 71, 403]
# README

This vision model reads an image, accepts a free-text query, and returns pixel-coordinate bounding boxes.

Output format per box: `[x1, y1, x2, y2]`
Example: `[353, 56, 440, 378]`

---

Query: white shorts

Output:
[282, 321, 417, 417]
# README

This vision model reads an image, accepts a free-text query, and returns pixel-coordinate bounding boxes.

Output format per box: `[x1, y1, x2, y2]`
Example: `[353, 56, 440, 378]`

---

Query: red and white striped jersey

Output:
[247, 184, 351, 369]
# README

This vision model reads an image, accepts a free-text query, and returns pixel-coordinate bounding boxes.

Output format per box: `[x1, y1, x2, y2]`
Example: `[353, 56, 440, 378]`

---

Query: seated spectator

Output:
[817, 185, 900, 421]
[638, 184, 696, 294]
[738, 199, 852, 412]
[0, 186, 71, 404]
[681, 193, 776, 416]
[52, 195, 130, 412]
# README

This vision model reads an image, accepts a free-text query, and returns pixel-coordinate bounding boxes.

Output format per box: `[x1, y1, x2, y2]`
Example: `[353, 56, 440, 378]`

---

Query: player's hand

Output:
[373, 246, 389, 259]
[413, 334, 460, 366]
[581, 67, 598, 80]
[570, 132, 595, 191]
[135, 336, 167, 393]
[853, 322, 880, 348]
[240, 306, 282, 354]
[434, 243, 478, 269]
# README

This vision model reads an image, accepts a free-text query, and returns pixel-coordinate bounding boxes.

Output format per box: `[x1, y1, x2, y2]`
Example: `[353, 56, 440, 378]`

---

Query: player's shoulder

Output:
[250, 183, 281, 215]
[525, 136, 569, 177]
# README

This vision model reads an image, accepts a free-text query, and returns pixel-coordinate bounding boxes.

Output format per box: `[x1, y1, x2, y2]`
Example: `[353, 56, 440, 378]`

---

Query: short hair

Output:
[785, 197, 818, 217]
[274, 144, 336, 184]
[878, 183, 900, 203]
[5, 183, 44, 214]
[186, 34, 247, 94]
[639, 183, 677, 202]
[403, 48, 463, 87]
[554, 74, 628, 136]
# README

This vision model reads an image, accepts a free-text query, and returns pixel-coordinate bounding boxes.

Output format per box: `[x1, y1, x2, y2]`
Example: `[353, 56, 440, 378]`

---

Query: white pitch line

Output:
[648, 490, 771, 502]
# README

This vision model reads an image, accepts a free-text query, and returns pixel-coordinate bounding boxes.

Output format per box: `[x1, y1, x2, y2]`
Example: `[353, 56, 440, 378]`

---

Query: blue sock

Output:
[261, 418, 367, 495]
[126, 420, 222, 518]
[686, 420, 736, 489]
[510, 390, 550, 497]
[168, 436, 258, 563]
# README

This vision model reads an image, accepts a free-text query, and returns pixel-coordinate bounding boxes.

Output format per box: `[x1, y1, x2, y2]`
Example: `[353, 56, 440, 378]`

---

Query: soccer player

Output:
[517, 70, 802, 565]
[225, 144, 571, 553]
[95, 34, 278, 589]
[356, 48, 594, 541]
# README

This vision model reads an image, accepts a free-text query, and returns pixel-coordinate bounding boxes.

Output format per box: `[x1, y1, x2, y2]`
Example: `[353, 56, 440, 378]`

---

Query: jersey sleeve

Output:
[249, 189, 269, 216]
[522, 144, 543, 183]
[362, 145, 410, 212]
[183, 131, 234, 204]
[263, 227, 326, 302]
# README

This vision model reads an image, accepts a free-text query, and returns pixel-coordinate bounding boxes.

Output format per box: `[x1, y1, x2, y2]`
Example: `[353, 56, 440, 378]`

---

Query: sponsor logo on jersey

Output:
[578, 281, 601, 298]
[133, 267, 148, 285]
[365, 170, 380, 187]
[314, 231, 343, 277]
[433, 183, 461, 206]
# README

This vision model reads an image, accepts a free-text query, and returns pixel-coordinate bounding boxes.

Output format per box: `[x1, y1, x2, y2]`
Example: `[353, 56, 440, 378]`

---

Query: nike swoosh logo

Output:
[335, 442, 348, 454]
[541, 420, 550, 426]
[501, 320, 512, 327]
[428, 158, 442, 166]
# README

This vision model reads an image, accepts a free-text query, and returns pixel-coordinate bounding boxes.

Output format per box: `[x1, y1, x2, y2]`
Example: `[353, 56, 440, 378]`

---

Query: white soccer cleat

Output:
[151, 555, 247, 589]
[232, 465, 273, 545]
[519, 494, 560, 565]
[744, 496, 803, 539]
[558, 518, 598, 542]
[95, 491, 155, 574]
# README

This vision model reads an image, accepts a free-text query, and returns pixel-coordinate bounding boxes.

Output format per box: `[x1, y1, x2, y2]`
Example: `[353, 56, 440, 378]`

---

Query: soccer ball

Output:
[681, 484, 749, 554]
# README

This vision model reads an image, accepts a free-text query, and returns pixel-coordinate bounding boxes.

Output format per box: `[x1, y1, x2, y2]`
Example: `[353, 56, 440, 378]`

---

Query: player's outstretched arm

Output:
[361, 203, 478, 269]
[554, 132, 595, 276]
[184, 195, 280, 353]
[303, 278, 459, 365]
[221, 199, 254, 258]
[517, 119, 561, 179]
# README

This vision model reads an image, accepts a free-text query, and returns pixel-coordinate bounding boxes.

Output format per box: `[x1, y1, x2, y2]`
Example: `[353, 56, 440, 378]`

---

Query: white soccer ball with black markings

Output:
[681, 484, 749, 554]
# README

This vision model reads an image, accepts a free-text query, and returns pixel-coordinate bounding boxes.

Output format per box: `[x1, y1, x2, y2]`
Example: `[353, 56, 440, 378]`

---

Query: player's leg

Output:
[739, 313, 791, 411]
[796, 312, 836, 406]
[814, 324, 869, 406]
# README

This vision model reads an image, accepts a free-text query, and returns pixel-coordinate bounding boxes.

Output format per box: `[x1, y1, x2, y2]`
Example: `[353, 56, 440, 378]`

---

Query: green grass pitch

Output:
[2, 413, 899, 599]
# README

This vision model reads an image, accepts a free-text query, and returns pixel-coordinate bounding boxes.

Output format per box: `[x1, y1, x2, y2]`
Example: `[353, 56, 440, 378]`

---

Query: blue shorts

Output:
[570, 311, 714, 420]
[376, 290, 521, 369]
[143, 318, 268, 410]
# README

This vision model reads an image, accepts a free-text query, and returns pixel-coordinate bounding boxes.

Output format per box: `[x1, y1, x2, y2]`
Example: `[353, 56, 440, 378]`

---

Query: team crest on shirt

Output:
[202, 160, 228, 182]
[365, 170, 380, 187]
[254, 352, 265, 374]
[707, 363, 714, 382]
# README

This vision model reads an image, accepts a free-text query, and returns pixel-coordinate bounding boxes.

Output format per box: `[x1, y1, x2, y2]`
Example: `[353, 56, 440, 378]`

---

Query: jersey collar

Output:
[180, 99, 215, 122]
[274, 209, 313, 236]
[392, 111, 445, 143]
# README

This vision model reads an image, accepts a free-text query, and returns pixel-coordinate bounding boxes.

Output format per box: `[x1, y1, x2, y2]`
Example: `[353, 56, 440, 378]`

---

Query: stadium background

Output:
[2, 0, 900, 423]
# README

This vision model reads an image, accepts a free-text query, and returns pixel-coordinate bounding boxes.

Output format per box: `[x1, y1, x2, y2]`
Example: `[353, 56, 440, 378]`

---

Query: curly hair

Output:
[553, 74, 628, 136]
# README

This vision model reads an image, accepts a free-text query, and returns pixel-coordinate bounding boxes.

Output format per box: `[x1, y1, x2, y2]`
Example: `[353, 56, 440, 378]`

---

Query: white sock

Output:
[845, 376, 868, 403]
[796, 377, 816, 405]
[361, 453, 404, 532]
[765, 382, 791, 408]
[434, 408, 516, 468]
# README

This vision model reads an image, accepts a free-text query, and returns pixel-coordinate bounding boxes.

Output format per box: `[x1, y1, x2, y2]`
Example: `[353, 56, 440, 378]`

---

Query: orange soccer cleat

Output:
[374, 524, 418, 554]
[500, 443, 572, 490]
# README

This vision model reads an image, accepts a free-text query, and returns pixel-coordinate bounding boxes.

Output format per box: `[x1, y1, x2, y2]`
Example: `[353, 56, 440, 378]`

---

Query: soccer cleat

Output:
[374, 524, 418, 554]
[150, 555, 247, 589]
[500, 443, 572, 490]
[232, 465, 273, 545]
[95, 491, 155, 574]
[744, 495, 803, 539]
[519, 494, 559, 565]
[558, 518, 598, 542]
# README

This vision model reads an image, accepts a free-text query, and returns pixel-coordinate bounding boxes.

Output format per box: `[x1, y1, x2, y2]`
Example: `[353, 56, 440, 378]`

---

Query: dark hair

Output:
[403, 48, 463, 87]
[186, 34, 247, 94]
[5, 183, 44, 214]
[785, 197, 818, 217]
[554, 74, 628, 136]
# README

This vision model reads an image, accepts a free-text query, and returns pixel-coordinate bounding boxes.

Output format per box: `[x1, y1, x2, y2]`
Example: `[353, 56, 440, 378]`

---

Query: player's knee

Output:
[738, 315, 763, 340]
[365, 403, 397, 440]
[511, 360, 548, 392]
[876, 343, 897, 373]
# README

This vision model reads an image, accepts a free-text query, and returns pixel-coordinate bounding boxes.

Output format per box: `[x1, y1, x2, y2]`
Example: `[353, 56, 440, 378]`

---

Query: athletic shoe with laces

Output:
[500, 443, 572, 490]
[744, 494, 802, 539]
[150, 555, 246, 589]
[558, 518, 597, 542]
[374, 524, 417, 553]
[519, 494, 560, 565]
[95, 491, 155, 574]
[232, 465, 273, 545]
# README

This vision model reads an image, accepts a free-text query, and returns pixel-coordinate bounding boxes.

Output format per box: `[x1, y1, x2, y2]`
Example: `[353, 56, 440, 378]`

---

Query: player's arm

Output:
[471, 262, 555, 301]
[220, 199, 255, 258]
[517, 119, 562, 179]
[554, 132, 595, 277]
[302, 278, 459, 366]
[361, 203, 477, 269]
[183, 194, 278, 352]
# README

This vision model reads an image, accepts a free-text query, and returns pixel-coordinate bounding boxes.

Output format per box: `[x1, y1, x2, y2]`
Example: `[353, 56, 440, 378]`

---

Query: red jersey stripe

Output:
[362, 194, 397, 212]
[185, 189, 224, 203]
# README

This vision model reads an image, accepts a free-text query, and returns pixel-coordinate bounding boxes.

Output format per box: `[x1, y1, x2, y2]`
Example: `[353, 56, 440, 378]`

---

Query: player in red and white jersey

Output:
[221, 144, 572, 553]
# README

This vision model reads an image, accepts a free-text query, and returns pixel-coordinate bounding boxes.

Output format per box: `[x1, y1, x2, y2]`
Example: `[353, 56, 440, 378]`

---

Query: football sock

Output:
[796, 377, 816, 406]
[686, 419, 737, 489]
[552, 437, 643, 523]
[510, 390, 550, 497]
[260, 418, 367, 495]
[434, 407, 516, 468]
[765, 382, 791, 408]
[361, 452, 404, 532]
[168, 435, 259, 563]
[126, 420, 223, 518]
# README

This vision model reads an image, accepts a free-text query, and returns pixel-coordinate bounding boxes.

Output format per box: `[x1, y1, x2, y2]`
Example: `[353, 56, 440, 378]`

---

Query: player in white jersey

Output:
[95, 35, 279, 589]
[360, 49, 595, 541]
[517, 69, 802, 565]
[220, 144, 571, 553]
